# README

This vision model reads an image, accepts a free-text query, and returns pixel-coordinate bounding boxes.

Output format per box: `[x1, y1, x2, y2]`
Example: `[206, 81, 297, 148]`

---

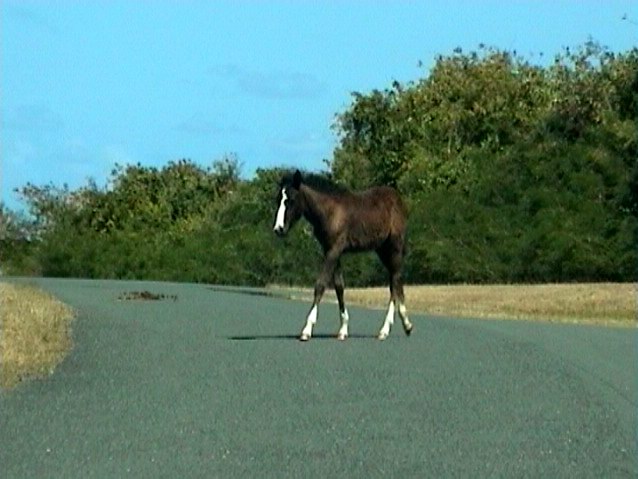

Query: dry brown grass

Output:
[0, 282, 75, 390]
[270, 283, 637, 327]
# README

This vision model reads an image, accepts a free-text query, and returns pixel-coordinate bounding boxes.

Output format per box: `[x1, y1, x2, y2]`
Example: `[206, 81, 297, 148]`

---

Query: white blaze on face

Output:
[273, 188, 288, 231]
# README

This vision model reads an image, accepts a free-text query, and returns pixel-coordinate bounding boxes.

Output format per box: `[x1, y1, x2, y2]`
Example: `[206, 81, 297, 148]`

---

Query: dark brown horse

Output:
[273, 170, 413, 341]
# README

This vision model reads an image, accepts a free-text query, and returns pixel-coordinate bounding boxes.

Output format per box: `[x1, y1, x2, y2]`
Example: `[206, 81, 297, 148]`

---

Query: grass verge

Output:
[0, 282, 75, 390]
[269, 283, 637, 327]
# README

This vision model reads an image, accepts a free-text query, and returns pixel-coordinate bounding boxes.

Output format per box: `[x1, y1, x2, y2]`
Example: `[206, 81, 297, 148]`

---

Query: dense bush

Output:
[2, 43, 636, 285]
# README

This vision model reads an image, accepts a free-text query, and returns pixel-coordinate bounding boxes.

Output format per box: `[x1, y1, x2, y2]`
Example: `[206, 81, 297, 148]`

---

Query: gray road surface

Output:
[1, 278, 636, 477]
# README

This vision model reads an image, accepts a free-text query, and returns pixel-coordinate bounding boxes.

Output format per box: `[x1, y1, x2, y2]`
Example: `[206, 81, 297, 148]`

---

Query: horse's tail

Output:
[401, 226, 410, 260]
[397, 191, 410, 258]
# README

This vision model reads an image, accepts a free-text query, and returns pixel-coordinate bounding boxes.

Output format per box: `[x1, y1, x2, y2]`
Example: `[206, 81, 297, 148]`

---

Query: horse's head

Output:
[273, 170, 304, 237]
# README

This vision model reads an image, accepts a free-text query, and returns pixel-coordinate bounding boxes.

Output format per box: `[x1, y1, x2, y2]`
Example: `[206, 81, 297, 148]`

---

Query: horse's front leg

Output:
[300, 250, 340, 341]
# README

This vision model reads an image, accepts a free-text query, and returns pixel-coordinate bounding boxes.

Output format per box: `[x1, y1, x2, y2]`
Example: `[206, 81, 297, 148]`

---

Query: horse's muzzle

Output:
[273, 226, 287, 237]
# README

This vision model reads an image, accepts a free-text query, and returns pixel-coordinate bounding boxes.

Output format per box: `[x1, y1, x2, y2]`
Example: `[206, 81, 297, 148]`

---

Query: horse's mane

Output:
[281, 171, 351, 195]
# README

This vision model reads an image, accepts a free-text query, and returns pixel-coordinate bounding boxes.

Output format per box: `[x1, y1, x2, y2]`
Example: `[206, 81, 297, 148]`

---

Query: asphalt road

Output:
[1, 278, 636, 477]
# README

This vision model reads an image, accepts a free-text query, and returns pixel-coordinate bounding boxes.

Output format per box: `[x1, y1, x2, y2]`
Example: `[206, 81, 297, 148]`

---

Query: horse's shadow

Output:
[227, 333, 375, 341]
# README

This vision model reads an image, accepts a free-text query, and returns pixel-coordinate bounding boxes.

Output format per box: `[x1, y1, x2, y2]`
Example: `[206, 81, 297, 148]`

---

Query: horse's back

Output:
[345, 186, 407, 244]
[361, 186, 406, 221]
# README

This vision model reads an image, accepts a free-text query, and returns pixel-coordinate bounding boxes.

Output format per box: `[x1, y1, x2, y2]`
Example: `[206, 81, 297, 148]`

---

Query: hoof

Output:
[404, 324, 413, 336]
[299, 334, 310, 342]
[337, 334, 348, 341]
[377, 332, 388, 341]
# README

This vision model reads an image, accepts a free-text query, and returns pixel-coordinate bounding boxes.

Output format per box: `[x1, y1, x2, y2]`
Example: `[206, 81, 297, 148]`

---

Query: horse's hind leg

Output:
[378, 270, 413, 340]
[376, 243, 396, 340]
[377, 241, 413, 340]
[334, 265, 349, 340]
[393, 271, 413, 336]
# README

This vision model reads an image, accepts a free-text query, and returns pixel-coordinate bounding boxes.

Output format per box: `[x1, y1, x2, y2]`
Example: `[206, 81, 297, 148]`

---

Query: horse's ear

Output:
[293, 170, 302, 188]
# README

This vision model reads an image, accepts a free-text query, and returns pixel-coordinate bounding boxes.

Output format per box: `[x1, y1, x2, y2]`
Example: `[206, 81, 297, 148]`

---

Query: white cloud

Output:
[270, 131, 331, 155]
[4, 4, 59, 35]
[101, 145, 135, 167]
[3, 104, 64, 132]
[210, 64, 328, 100]
[4, 139, 37, 168]
[174, 115, 247, 137]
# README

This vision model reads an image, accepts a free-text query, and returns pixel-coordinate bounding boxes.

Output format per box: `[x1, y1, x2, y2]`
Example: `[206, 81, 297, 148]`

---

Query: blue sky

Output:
[2, 1, 636, 210]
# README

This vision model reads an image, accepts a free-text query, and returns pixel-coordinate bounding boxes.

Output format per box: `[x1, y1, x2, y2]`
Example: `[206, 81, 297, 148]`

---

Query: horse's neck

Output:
[300, 185, 329, 227]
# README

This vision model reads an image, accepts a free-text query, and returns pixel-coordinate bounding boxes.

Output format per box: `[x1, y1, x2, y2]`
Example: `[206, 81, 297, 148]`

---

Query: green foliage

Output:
[331, 43, 637, 284]
[331, 46, 551, 192]
[0, 205, 40, 275]
[3, 43, 637, 285]
[406, 138, 637, 283]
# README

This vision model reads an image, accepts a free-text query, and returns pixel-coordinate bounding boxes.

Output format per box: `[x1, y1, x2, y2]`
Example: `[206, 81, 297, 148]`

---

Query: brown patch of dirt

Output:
[117, 291, 177, 301]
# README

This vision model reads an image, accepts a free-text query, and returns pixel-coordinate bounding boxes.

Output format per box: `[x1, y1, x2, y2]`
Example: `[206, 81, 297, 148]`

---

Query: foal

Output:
[273, 170, 413, 341]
